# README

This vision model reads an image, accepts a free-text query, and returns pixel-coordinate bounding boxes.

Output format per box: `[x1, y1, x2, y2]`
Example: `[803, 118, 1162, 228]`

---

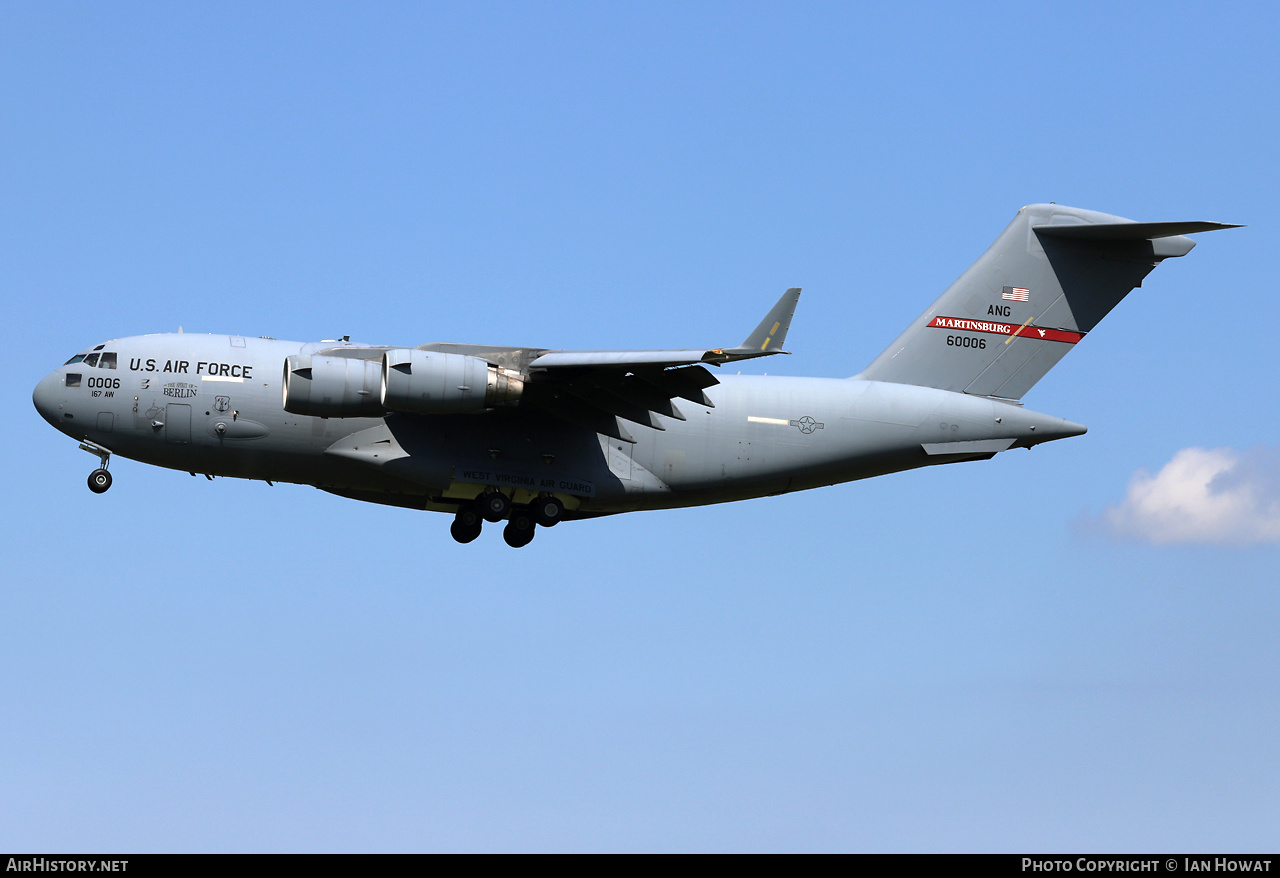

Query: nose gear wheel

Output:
[88, 468, 112, 494]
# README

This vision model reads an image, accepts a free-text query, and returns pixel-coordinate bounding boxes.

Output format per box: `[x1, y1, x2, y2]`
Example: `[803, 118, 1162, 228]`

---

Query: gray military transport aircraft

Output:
[33, 204, 1238, 547]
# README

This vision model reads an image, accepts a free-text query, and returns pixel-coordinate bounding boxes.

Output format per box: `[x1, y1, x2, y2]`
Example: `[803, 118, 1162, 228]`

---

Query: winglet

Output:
[736, 287, 801, 354]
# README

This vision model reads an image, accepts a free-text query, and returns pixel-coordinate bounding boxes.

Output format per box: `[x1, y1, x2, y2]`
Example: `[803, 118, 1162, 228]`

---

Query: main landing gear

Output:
[529, 495, 564, 527]
[478, 490, 511, 522]
[450, 493, 566, 548]
[450, 504, 483, 544]
[503, 508, 535, 548]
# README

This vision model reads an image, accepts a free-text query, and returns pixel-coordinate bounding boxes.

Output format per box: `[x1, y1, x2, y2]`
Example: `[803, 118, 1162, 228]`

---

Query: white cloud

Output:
[1092, 446, 1280, 545]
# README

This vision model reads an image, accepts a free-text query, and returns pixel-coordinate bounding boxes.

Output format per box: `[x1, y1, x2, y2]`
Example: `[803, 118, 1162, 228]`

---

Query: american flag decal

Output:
[1002, 286, 1030, 302]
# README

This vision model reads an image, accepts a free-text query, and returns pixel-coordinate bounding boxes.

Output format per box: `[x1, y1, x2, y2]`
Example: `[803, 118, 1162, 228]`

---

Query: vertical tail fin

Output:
[857, 204, 1240, 399]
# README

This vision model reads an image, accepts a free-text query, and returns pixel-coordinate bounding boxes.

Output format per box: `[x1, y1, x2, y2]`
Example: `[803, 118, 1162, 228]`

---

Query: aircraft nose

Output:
[32, 371, 63, 426]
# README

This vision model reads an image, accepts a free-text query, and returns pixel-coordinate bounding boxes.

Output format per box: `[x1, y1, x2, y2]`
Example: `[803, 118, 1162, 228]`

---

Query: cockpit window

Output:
[64, 354, 85, 365]
[99, 352, 117, 369]
[66, 373, 81, 387]
[83, 353, 100, 367]
[93, 344, 105, 351]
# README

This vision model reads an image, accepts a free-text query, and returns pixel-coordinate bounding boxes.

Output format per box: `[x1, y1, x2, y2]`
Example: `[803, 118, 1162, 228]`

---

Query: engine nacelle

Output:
[282, 354, 384, 418]
[381, 349, 524, 414]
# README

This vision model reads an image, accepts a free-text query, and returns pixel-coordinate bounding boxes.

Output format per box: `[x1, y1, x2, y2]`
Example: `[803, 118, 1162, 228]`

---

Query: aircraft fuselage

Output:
[33, 333, 1084, 520]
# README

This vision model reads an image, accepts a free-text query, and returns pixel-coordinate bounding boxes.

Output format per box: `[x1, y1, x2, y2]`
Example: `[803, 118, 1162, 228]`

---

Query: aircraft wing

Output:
[528, 349, 723, 369]
[520, 287, 801, 443]
[527, 287, 801, 370]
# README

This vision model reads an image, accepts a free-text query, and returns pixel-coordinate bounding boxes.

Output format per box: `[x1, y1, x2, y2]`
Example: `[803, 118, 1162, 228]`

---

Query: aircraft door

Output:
[166, 403, 191, 444]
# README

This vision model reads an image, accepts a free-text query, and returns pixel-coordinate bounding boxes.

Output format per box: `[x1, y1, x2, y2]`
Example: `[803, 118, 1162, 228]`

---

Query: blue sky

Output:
[3, 1, 1277, 852]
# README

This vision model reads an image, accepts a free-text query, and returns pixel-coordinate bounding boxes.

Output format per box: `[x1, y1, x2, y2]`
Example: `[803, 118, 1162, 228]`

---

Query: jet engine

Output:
[283, 349, 524, 418]
[380, 349, 523, 414]
[282, 354, 385, 417]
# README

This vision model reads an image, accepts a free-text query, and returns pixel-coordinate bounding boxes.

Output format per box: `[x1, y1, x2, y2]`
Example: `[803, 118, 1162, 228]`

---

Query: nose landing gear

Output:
[79, 441, 113, 494]
[88, 468, 112, 494]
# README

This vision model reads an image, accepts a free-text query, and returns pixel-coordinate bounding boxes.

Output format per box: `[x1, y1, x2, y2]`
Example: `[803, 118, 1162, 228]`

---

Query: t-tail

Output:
[857, 204, 1240, 399]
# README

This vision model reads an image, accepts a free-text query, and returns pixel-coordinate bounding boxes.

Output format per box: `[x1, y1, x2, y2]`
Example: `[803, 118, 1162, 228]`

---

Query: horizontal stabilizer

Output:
[1033, 220, 1243, 240]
